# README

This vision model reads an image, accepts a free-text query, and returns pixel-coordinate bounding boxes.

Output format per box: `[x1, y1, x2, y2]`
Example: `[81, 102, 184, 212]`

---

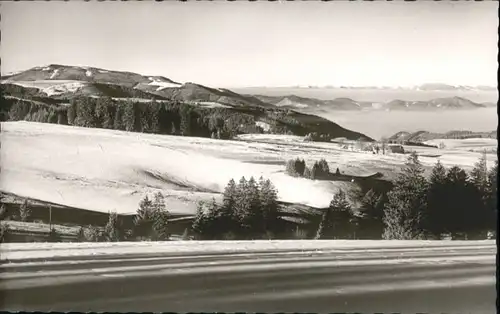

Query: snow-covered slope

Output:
[0, 122, 358, 215]
[1, 122, 495, 216]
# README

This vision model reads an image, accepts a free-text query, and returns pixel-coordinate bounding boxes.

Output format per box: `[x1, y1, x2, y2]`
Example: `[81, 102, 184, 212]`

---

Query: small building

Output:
[388, 144, 405, 154]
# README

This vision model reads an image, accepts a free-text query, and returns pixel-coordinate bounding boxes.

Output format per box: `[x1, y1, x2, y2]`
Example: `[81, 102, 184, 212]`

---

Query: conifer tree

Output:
[222, 179, 237, 216]
[134, 195, 156, 239]
[425, 160, 448, 236]
[310, 162, 321, 180]
[19, 199, 31, 222]
[0, 223, 9, 243]
[123, 100, 136, 132]
[243, 176, 264, 237]
[179, 105, 192, 136]
[104, 211, 122, 242]
[77, 97, 97, 128]
[329, 189, 354, 238]
[67, 100, 77, 125]
[468, 152, 490, 234]
[84, 225, 102, 242]
[0, 204, 7, 220]
[316, 207, 334, 239]
[192, 198, 220, 239]
[486, 160, 498, 230]
[383, 152, 428, 239]
[357, 189, 384, 239]
[97, 97, 114, 129]
[48, 227, 61, 243]
[234, 177, 250, 225]
[150, 100, 161, 134]
[470, 151, 489, 194]
[259, 176, 280, 233]
[296, 158, 306, 176]
[8, 100, 26, 121]
[77, 226, 86, 242]
[48, 110, 58, 124]
[304, 166, 312, 179]
[445, 166, 476, 238]
[151, 192, 169, 240]
[316, 189, 353, 239]
[57, 111, 68, 125]
[114, 104, 124, 130]
[318, 158, 330, 175]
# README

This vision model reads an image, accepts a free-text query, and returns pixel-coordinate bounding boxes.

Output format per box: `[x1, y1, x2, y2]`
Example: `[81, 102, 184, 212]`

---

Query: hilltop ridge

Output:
[1, 64, 374, 142]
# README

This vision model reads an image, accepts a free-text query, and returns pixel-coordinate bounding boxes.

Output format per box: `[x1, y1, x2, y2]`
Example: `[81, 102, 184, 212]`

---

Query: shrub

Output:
[317, 158, 330, 174]
[0, 223, 9, 243]
[293, 226, 308, 239]
[303, 166, 312, 179]
[77, 226, 86, 242]
[19, 199, 31, 222]
[285, 158, 306, 177]
[0, 204, 7, 220]
[48, 227, 61, 242]
[181, 228, 190, 240]
[152, 209, 170, 241]
[84, 225, 102, 242]
[104, 211, 123, 242]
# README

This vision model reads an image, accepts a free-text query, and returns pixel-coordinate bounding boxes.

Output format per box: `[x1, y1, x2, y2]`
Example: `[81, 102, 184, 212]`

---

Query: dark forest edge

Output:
[0, 84, 373, 141]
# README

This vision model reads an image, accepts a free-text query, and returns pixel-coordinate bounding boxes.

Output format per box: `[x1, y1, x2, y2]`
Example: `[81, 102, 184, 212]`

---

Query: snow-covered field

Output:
[423, 138, 497, 153]
[43, 81, 87, 96]
[0, 122, 496, 216]
[2, 80, 80, 89]
[146, 77, 182, 91]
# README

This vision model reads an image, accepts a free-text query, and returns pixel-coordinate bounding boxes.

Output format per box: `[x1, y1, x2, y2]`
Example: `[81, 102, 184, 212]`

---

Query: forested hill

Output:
[0, 83, 374, 141]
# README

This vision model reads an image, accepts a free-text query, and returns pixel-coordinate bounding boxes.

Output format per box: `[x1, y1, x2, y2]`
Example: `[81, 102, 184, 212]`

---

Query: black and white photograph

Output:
[0, 1, 497, 313]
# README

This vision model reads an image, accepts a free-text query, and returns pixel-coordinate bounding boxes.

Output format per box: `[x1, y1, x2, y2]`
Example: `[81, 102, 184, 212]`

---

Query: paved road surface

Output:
[1, 242, 496, 313]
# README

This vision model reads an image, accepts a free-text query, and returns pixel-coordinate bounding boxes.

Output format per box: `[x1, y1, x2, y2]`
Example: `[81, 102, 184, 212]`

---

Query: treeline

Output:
[284, 152, 497, 240]
[76, 192, 172, 242]
[304, 132, 332, 142]
[286, 158, 336, 180]
[5, 96, 266, 139]
[367, 152, 497, 240]
[0, 192, 173, 243]
[3, 95, 347, 140]
[2, 85, 371, 140]
[192, 176, 283, 240]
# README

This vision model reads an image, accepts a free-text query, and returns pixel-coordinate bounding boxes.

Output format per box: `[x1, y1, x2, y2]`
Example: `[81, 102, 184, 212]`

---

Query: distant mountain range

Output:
[2, 65, 496, 112]
[241, 83, 497, 92]
[250, 94, 494, 111]
[387, 130, 497, 143]
[411, 83, 497, 92]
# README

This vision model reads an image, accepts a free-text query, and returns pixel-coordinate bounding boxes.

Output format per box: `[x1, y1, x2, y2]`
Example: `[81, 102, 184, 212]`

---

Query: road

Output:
[0, 242, 496, 313]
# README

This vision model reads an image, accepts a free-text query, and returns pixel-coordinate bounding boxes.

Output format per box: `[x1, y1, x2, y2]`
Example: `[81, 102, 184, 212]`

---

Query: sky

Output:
[1, 1, 498, 88]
